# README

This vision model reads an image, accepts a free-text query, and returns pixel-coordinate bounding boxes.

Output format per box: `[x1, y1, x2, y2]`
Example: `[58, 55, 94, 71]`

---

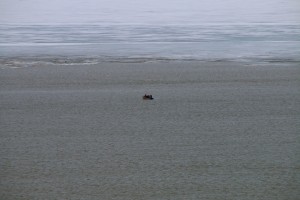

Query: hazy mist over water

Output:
[1, 0, 300, 25]
[0, 0, 300, 63]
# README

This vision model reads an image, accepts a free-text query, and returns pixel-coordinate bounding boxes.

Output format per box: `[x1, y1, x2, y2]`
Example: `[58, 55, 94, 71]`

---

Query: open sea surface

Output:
[1, 23, 300, 67]
[1, 61, 300, 200]
[1, 0, 300, 199]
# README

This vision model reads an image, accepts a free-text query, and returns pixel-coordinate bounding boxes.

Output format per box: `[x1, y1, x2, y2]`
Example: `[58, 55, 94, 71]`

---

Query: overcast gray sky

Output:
[1, 0, 299, 24]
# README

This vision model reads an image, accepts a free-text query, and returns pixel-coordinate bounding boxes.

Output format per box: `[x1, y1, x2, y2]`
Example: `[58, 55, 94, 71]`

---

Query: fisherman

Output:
[143, 94, 153, 99]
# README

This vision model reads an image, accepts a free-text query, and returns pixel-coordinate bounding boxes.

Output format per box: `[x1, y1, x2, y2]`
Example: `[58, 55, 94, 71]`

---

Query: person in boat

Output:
[143, 94, 153, 99]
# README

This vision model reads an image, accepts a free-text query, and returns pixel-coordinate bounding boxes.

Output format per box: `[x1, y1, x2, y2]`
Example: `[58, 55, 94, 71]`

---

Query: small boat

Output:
[143, 94, 154, 100]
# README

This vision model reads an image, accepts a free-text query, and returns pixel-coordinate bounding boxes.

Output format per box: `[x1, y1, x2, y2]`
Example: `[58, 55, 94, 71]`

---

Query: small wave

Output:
[1, 55, 299, 69]
[0, 56, 100, 68]
[261, 58, 300, 64]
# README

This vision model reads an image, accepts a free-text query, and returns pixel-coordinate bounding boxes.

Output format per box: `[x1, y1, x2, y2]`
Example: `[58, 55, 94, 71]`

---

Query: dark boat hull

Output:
[143, 96, 154, 100]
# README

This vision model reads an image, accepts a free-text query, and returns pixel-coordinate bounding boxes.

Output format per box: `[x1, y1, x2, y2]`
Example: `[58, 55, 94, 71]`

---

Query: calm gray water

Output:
[1, 62, 300, 199]
[1, 0, 300, 199]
